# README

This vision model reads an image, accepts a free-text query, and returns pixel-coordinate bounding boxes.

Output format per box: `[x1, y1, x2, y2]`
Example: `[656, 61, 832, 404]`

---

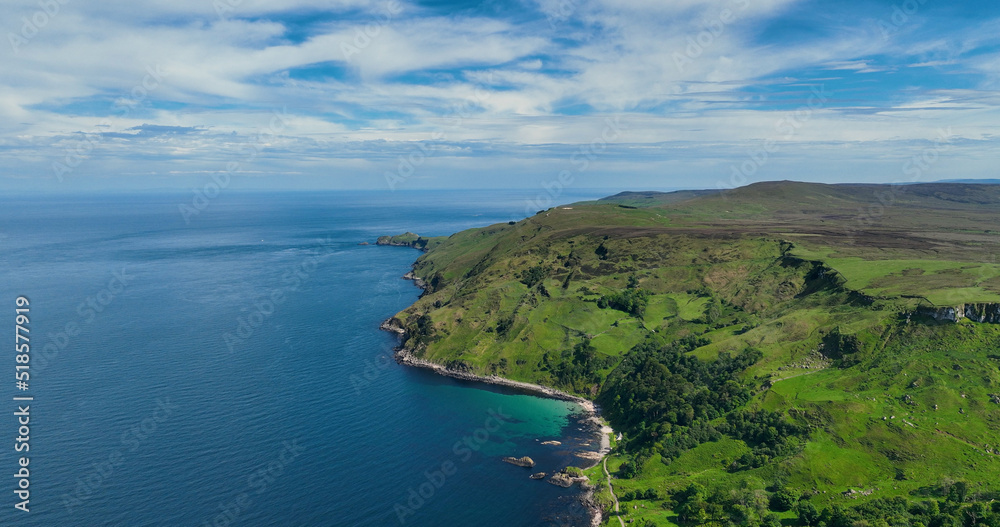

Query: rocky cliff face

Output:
[919, 303, 1000, 323]
[964, 303, 1000, 323]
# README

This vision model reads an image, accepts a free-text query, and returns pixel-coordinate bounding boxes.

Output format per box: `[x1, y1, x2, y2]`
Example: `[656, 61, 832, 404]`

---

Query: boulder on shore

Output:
[548, 468, 589, 488]
[548, 472, 575, 488]
[502, 456, 536, 468]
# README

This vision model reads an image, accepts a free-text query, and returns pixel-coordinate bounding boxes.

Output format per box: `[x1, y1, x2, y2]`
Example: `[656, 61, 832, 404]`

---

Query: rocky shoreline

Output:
[379, 314, 612, 527]
[389, 340, 598, 411]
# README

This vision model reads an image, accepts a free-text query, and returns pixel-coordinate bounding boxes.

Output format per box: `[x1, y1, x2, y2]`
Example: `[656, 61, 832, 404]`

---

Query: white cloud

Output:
[2, 0, 1000, 190]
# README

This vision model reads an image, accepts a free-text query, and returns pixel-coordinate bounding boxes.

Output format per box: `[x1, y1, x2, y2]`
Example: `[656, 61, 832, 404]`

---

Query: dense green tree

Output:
[946, 481, 969, 504]
[796, 501, 820, 526]
[769, 487, 797, 512]
[521, 265, 547, 287]
[675, 483, 708, 525]
[598, 287, 650, 316]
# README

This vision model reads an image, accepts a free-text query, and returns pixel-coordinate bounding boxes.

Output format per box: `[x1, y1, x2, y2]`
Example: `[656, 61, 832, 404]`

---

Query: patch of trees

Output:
[444, 359, 473, 372]
[521, 265, 547, 287]
[598, 336, 766, 461]
[427, 272, 445, 293]
[802, 485, 1000, 527]
[597, 288, 651, 317]
[718, 410, 807, 471]
[545, 339, 615, 391]
[494, 315, 515, 336]
[621, 488, 660, 502]
[598, 275, 649, 316]
[667, 479, 1000, 527]
[654, 420, 722, 462]
[672, 483, 782, 526]
[406, 313, 436, 346]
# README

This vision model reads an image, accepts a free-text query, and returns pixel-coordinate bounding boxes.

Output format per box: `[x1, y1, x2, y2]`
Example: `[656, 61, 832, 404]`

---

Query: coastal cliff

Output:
[378, 272, 613, 526]
[373, 182, 1000, 526]
[381, 317, 601, 412]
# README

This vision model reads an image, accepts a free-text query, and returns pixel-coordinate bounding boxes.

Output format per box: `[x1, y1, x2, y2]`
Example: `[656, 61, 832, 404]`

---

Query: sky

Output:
[1, 0, 999, 192]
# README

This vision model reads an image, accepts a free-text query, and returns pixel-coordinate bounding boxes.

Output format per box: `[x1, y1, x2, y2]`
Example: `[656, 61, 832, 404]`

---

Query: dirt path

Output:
[603, 457, 625, 527]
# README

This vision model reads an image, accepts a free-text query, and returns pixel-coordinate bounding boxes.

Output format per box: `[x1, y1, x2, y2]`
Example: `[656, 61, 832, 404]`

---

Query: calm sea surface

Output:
[0, 189, 612, 526]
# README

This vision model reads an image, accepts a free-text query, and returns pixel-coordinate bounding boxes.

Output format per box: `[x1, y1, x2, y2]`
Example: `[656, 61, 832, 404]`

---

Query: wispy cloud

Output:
[2, 0, 1000, 191]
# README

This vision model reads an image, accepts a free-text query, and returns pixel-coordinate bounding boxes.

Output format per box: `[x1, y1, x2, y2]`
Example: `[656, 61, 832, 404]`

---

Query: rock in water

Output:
[529, 472, 547, 480]
[502, 456, 536, 468]
[548, 472, 575, 488]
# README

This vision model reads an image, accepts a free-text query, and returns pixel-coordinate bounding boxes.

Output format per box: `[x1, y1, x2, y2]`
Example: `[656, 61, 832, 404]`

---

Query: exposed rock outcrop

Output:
[549, 472, 575, 487]
[502, 456, 536, 468]
[401, 270, 427, 291]
[548, 470, 589, 488]
[964, 303, 1000, 323]
[379, 317, 407, 336]
[918, 303, 1000, 323]
[574, 451, 603, 462]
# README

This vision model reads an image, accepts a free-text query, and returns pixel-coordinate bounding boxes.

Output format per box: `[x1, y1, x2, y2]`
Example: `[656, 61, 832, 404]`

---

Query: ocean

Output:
[0, 189, 613, 527]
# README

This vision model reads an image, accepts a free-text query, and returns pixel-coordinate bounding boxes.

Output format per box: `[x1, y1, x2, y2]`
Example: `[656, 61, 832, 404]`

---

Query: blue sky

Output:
[1, 0, 999, 191]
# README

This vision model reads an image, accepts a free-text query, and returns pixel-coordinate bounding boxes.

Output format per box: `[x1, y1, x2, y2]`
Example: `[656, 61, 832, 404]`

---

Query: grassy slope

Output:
[386, 182, 1000, 525]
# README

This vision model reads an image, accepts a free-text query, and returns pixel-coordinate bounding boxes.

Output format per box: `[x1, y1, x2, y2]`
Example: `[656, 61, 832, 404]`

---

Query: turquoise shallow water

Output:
[0, 189, 610, 526]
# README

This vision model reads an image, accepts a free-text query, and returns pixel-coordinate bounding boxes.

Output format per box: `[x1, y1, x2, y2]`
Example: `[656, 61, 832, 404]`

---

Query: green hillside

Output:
[385, 182, 1000, 526]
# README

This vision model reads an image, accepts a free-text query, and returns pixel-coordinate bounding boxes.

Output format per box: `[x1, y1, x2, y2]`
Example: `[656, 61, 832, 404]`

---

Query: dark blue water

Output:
[0, 189, 611, 527]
